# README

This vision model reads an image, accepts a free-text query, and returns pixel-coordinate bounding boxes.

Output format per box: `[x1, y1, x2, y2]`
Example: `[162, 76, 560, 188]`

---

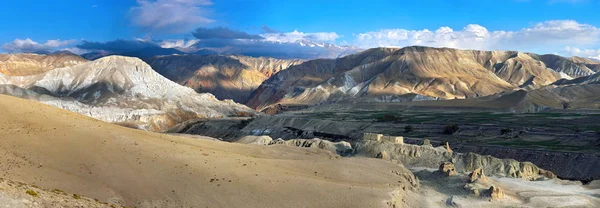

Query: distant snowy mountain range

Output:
[76, 38, 361, 60]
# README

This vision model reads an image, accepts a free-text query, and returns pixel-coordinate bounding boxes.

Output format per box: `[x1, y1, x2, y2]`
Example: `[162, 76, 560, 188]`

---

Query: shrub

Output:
[561, 102, 570, 109]
[235, 111, 252, 117]
[500, 128, 512, 135]
[404, 125, 414, 133]
[376, 114, 402, 123]
[26, 189, 38, 197]
[443, 124, 459, 135]
[570, 126, 581, 132]
[73, 194, 82, 199]
[52, 189, 65, 194]
[236, 118, 254, 129]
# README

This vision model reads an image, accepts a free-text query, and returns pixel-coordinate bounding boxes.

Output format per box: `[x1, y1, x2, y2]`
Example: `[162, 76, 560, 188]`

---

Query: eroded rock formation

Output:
[0, 53, 87, 76]
[355, 140, 554, 180]
[0, 56, 255, 131]
[439, 162, 457, 177]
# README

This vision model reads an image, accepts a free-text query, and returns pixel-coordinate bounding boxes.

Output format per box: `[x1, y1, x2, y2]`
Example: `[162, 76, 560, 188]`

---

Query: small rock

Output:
[445, 142, 453, 153]
[488, 186, 505, 199]
[375, 151, 390, 160]
[469, 168, 488, 183]
[539, 169, 556, 179]
[438, 162, 457, 177]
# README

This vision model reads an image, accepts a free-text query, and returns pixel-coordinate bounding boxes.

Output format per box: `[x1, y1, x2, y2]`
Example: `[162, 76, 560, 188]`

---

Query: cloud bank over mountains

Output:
[562, 46, 600, 60]
[1, 38, 77, 53]
[65, 27, 356, 59]
[2, 17, 599, 61]
[354, 20, 600, 54]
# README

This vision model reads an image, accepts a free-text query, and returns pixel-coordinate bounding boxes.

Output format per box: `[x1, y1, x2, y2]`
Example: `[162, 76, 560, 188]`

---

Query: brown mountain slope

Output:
[248, 46, 596, 110]
[0, 53, 88, 76]
[0, 94, 418, 207]
[366, 74, 600, 113]
[145, 55, 304, 103]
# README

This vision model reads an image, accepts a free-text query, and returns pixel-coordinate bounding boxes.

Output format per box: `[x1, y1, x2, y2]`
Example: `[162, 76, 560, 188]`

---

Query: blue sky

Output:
[2, 0, 600, 58]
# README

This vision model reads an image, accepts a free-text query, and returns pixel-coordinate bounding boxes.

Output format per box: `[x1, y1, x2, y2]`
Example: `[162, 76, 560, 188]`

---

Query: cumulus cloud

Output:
[192, 27, 263, 39]
[354, 20, 600, 52]
[260, 30, 340, 43]
[76, 39, 186, 58]
[130, 0, 214, 33]
[2, 38, 77, 53]
[62, 47, 90, 55]
[561, 46, 600, 60]
[71, 26, 352, 60]
[190, 39, 353, 59]
[184, 27, 349, 58]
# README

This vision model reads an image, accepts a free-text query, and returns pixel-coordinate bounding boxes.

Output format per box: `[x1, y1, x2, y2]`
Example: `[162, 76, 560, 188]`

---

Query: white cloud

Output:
[130, 0, 214, 33]
[561, 46, 600, 60]
[354, 20, 600, 52]
[63, 47, 89, 55]
[260, 30, 340, 43]
[2, 38, 77, 53]
[159, 39, 199, 48]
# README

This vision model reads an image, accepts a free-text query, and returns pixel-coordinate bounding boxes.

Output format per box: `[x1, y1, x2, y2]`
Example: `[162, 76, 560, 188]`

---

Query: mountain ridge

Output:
[247, 46, 600, 110]
[0, 53, 88, 76]
[0, 55, 255, 131]
[146, 54, 304, 103]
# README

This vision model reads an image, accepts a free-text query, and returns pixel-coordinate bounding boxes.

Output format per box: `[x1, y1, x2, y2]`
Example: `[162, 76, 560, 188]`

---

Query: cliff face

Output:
[172, 115, 600, 181]
[0, 53, 88, 76]
[441, 73, 600, 112]
[0, 56, 255, 132]
[354, 140, 552, 181]
[247, 46, 600, 110]
[145, 54, 304, 103]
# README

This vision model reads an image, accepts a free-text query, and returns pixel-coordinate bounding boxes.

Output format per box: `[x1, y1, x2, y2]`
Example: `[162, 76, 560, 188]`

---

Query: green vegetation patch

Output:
[26, 189, 38, 197]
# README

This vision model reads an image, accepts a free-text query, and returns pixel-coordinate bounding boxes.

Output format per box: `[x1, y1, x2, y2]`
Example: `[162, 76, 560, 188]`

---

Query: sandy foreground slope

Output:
[0, 94, 418, 207]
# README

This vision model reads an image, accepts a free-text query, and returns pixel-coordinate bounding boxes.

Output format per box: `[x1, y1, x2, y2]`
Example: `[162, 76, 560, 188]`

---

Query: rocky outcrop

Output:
[488, 186, 505, 199]
[439, 162, 457, 177]
[236, 135, 273, 145]
[270, 138, 353, 156]
[445, 142, 453, 153]
[146, 55, 304, 103]
[355, 140, 553, 180]
[469, 168, 488, 183]
[376, 151, 391, 160]
[248, 46, 597, 110]
[0, 53, 87, 76]
[235, 135, 353, 156]
[0, 56, 255, 132]
[172, 115, 600, 181]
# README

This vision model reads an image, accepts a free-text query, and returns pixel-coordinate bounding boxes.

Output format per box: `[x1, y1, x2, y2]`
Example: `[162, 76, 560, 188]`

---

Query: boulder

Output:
[488, 186, 505, 199]
[445, 142, 453, 153]
[469, 168, 488, 183]
[538, 169, 557, 179]
[439, 162, 457, 177]
[375, 151, 390, 160]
